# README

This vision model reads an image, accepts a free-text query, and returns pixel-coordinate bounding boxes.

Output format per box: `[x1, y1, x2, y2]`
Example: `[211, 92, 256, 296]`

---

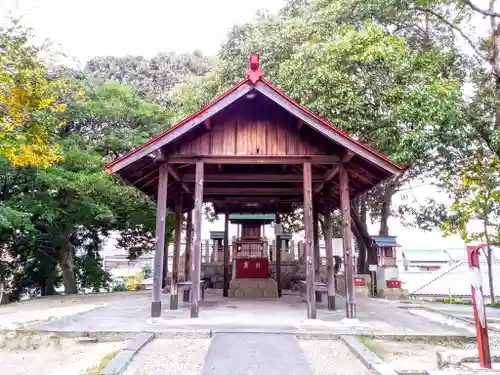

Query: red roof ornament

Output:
[248, 54, 262, 83]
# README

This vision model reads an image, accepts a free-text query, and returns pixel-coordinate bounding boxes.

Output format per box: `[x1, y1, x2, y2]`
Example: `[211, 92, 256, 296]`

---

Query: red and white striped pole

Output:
[466, 244, 491, 369]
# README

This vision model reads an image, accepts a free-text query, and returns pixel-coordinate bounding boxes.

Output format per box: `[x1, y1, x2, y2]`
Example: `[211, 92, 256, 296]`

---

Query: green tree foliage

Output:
[0, 78, 170, 299]
[167, 0, 466, 271]
[84, 52, 213, 106]
[0, 19, 78, 168]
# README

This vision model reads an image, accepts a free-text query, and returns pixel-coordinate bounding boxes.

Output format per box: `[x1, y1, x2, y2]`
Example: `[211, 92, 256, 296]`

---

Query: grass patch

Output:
[435, 297, 500, 308]
[81, 351, 118, 375]
[436, 298, 473, 305]
[356, 335, 385, 357]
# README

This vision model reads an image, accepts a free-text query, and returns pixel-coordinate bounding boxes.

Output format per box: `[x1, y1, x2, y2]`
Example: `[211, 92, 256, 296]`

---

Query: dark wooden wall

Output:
[174, 117, 334, 156]
[170, 96, 337, 157]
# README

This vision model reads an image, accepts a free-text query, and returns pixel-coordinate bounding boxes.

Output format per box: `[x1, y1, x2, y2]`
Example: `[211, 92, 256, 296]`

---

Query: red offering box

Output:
[235, 258, 269, 278]
[386, 280, 401, 289]
[354, 276, 366, 286]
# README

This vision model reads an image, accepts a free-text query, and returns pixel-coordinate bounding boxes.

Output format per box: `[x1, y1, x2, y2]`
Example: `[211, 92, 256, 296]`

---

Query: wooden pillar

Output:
[170, 190, 183, 310]
[290, 240, 295, 261]
[223, 212, 230, 297]
[162, 239, 169, 290]
[323, 182, 335, 310]
[183, 209, 193, 302]
[204, 240, 210, 263]
[190, 161, 204, 318]
[275, 214, 282, 298]
[313, 203, 321, 302]
[303, 161, 316, 319]
[340, 164, 356, 319]
[184, 210, 193, 281]
[263, 239, 269, 259]
[151, 163, 168, 318]
[213, 239, 218, 262]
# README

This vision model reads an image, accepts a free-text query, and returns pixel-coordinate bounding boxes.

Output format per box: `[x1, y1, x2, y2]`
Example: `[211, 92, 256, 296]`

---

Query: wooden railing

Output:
[232, 239, 266, 258]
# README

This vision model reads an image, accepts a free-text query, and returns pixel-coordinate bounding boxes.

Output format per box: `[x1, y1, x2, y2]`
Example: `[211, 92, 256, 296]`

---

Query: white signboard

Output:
[275, 223, 282, 236]
[369, 264, 377, 272]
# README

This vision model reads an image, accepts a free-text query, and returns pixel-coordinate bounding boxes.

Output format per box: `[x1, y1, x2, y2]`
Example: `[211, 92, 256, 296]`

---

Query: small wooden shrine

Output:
[371, 235, 406, 299]
[105, 54, 405, 320]
[228, 214, 275, 297]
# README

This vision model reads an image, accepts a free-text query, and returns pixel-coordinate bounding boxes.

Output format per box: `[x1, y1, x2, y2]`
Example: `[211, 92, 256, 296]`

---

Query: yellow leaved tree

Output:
[0, 19, 78, 168]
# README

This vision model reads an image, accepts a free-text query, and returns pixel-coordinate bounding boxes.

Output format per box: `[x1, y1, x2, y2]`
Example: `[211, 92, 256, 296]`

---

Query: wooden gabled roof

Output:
[106, 55, 404, 176]
[105, 55, 405, 212]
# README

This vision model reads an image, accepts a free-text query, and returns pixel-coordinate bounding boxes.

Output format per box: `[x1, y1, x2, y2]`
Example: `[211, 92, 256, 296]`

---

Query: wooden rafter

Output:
[182, 173, 323, 183]
[203, 187, 302, 195]
[165, 163, 191, 194]
[312, 151, 355, 194]
[167, 155, 340, 165]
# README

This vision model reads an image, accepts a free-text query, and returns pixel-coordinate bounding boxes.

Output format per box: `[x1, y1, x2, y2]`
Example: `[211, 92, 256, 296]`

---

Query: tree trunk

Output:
[483, 216, 495, 304]
[379, 199, 390, 236]
[60, 230, 77, 294]
[487, 246, 495, 304]
[350, 202, 373, 273]
[491, 22, 500, 158]
[354, 198, 368, 274]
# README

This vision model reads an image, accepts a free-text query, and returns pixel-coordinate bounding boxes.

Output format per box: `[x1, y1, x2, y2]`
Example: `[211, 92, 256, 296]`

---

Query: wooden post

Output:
[170, 190, 183, 310]
[183, 209, 193, 302]
[263, 239, 269, 259]
[184, 210, 193, 280]
[232, 235, 237, 259]
[313, 203, 321, 302]
[303, 161, 316, 319]
[204, 240, 210, 263]
[213, 239, 218, 262]
[162, 239, 170, 290]
[223, 212, 230, 297]
[323, 182, 335, 310]
[290, 240, 295, 261]
[272, 239, 276, 261]
[151, 163, 168, 318]
[339, 164, 356, 318]
[275, 214, 282, 298]
[190, 161, 204, 318]
[298, 241, 304, 263]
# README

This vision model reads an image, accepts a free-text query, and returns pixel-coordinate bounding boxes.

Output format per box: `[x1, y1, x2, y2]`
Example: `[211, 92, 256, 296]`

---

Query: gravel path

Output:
[299, 340, 373, 375]
[122, 338, 211, 375]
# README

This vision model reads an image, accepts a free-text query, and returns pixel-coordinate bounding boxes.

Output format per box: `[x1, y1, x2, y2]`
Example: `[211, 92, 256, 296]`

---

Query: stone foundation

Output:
[377, 287, 409, 300]
[337, 273, 372, 297]
[229, 278, 278, 298]
[201, 261, 321, 290]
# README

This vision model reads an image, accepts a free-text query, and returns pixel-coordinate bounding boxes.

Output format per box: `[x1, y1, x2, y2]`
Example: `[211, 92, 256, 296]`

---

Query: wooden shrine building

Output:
[105, 55, 405, 320]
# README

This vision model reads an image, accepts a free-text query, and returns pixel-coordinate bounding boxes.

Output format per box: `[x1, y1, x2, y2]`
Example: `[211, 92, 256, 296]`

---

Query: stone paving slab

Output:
[9, 291, 474, 337]
[201, 333, 313, 375]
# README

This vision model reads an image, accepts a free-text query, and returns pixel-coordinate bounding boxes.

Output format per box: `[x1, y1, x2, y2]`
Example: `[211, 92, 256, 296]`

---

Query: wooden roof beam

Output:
[204, 119, 212, 131]
[204, 187, 302, 195]
[312, 151, 355, 194]
[167, 155, 340, 165]
[182, 173, 323, 183]
[166, 163, 191, 194]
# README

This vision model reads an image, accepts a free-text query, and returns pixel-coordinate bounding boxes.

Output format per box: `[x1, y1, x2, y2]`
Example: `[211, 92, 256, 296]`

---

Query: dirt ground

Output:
[0, 332, 125, 375]
[0, 291, 148, 329]
[357, 336, 468, 372]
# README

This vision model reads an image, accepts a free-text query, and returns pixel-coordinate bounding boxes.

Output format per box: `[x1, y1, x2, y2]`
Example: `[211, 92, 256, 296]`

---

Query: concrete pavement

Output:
[20, 290, 473, 336]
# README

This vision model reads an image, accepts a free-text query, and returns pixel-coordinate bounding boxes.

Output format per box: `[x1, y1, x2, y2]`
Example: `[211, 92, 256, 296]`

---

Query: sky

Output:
[0, 0, 475, 250]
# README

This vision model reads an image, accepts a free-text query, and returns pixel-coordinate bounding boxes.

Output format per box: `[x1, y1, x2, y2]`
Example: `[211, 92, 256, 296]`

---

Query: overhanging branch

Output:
[412, 6, 489, 62]
[462, 0, 500, 18]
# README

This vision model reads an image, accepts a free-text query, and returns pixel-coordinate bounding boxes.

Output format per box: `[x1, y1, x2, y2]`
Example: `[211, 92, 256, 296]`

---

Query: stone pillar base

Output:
[377, 288, 409, 300]
[229, 278, 278, 298]
[354, 286, 370, 297]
